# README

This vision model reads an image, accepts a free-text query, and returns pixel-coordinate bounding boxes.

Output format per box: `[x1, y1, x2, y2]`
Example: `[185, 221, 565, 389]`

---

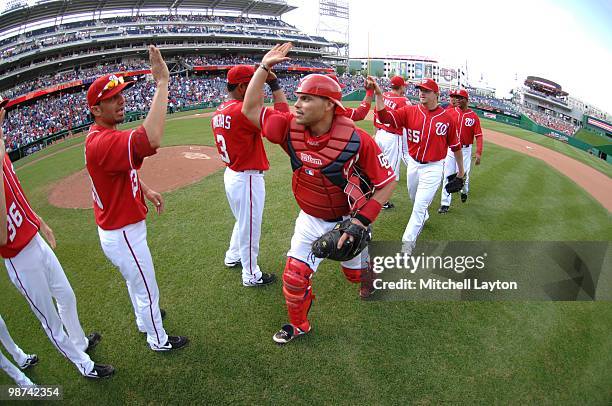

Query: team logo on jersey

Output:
[304, 168, 315, 176]
[435, 122, 449, 136]
[465, 118, 475, 127]
[300, 153, 323, 166]
[377, 153, 391, 169]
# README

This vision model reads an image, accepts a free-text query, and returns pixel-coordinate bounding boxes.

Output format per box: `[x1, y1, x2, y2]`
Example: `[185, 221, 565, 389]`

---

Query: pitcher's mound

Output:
[49, 145, 224, 209]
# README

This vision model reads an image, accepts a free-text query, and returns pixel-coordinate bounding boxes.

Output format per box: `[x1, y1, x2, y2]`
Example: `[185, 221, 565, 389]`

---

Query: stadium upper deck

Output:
[0, 0, 345, 91]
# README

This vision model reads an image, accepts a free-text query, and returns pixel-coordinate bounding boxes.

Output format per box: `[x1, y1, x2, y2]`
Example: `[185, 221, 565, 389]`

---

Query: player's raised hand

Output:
[261, 42, 292, 68]
[149, 45, 169, 85]
[367, 76, 383, 96]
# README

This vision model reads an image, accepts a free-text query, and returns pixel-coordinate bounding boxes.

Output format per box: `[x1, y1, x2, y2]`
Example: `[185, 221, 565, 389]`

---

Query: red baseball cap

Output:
[390, 76, 406, 87]
[227, 65, 255, 85]
[326, 74, 346, 89]
[87, 74, 135, 108]
[416, 78, 439, 93]
[0, 97, 9, 109]
[450, 89, 469, 99]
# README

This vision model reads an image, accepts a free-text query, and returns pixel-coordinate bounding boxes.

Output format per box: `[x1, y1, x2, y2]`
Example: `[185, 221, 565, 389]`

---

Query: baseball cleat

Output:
[151, 336, 189, 352]
[85, 332, 102, 353]
[382, 201, 395, 210]
[273, 324, 310, 345]
[243, 273, 276, 287]
[19, 354, 39, 370]
[438, 206, 449, 214]
[224, 259, 242, 268]
[461, 193, 468, 203]
[85, 363, 115, 379]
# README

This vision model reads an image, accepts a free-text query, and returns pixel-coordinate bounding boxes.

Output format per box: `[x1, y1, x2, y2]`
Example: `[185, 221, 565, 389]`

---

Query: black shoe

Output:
[243, 273, 276, 287]
[461, 193, 468, 203]
[272, 324, 310, 345]
[151, 336, 189, 352]
[224, 260, 241, 268]
[19, 354, 39, 370]
[85, 332, 101, 353]
[382, 201, 395, 210]
[438, 206, 449, 214]
[85, 363, 115, 379]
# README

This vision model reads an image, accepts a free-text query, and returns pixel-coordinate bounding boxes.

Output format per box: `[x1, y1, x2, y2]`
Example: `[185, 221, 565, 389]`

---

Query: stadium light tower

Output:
[316, 0, 349, 70]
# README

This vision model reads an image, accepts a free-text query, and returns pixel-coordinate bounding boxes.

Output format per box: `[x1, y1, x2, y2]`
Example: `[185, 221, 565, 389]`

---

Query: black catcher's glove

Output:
[311, 219, 372, 262]
[444, 173, 464, 194]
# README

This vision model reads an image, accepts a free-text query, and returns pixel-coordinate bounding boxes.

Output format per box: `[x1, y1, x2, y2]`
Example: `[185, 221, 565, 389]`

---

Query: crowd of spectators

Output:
[0, 14, 302, 61]
[1, 68, 585, 155]
[522, 108, 579, 135]
[3, 57, 332, 99]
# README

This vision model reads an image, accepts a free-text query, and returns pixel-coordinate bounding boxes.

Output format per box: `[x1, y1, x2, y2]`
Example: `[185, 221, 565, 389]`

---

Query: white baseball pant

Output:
[98, 220, 168, 350]
[287, 210, 368, 272]
[0, 315, 35, 387]
[4, 234, 95, 376]
[223, 167, 265, 284]
[441, 145, 472, 206]
[402, 157, 443, 248]
[375, 129, 402, 181]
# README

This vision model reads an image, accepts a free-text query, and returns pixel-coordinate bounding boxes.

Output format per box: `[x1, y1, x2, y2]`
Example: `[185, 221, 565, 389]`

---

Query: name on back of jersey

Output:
[212, 114, 232, 130]
[384, 98, 397, 109]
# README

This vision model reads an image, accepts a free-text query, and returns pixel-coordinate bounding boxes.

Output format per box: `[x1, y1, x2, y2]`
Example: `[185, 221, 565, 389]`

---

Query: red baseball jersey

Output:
[373, 92, 410, 135]
[447, 107, 483, 146]
[212, 99, 271, 172]
[259, 108, 396, 189]
[377, 104, 460, 162]
[85, 124, 157, 230]
[343, 98, 371, 122]
[0, 155, 40, 258]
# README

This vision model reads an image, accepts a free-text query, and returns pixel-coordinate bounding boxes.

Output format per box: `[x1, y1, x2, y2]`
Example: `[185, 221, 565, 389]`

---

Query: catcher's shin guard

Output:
[282, 257, 314, 331]
[341, 266, 361, 283]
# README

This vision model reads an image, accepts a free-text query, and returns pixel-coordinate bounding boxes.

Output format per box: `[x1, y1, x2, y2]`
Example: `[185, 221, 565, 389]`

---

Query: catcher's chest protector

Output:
[287, 116, 361, 220]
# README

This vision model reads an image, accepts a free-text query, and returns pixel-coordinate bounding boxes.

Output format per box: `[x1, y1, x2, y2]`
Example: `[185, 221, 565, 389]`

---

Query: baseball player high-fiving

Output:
[0, 102, 113, 379]
[212, 65, 288, 286]
[373, 75, 411, 209]
[373, 78, 464, 252]
[85, 46, 188, 351]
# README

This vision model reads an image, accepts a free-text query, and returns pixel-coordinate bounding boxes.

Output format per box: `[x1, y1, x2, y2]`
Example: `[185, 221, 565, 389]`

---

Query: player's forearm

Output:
[353, 181, 396, 226]
[271, 87, 289, 110]
[476, 135, 483, 155]
[143, 79, 169, 149]
[376, 108, 397, 126]
[371, 181, 396, 207]
[242, 66, 268, 129]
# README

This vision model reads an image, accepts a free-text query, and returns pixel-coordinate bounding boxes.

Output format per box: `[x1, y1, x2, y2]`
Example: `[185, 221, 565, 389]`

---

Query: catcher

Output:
[241, 43, 396, 345]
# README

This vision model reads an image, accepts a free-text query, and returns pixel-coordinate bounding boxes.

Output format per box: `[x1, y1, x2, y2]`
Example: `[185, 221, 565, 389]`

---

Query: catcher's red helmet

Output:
[296, 74, 345, 111]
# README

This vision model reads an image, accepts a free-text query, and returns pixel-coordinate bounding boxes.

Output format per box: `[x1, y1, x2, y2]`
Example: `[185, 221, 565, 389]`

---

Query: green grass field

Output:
[0, 110, 611, 404]
[574, 128, 612, 147]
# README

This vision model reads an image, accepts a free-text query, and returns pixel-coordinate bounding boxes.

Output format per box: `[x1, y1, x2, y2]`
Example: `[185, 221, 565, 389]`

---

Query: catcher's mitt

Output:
[444, 173, 464, 194]
[312, 219, 371, 262]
